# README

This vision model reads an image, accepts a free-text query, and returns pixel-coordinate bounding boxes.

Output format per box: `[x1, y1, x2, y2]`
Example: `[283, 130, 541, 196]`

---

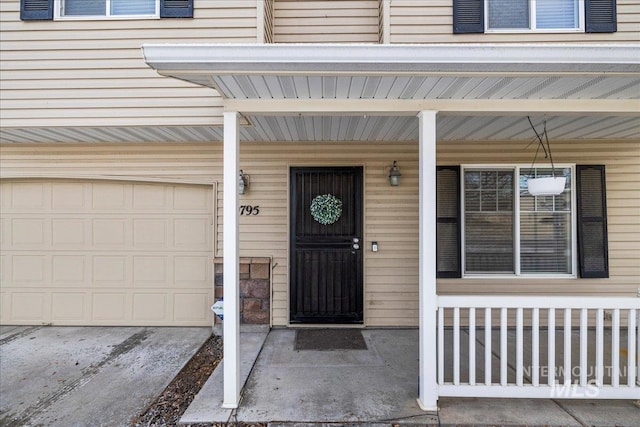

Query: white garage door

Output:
[0, 180, 214, 326]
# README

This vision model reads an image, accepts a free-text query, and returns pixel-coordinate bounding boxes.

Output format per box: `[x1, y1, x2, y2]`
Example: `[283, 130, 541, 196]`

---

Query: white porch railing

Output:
[437, 296, 639, 399]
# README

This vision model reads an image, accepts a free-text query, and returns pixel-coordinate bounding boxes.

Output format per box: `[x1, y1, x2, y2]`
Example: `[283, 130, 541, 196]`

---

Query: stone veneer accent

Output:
[213, 257, 271, 324]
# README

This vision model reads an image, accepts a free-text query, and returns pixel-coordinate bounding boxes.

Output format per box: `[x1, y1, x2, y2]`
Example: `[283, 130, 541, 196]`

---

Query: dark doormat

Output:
[294, 329, 368, 351]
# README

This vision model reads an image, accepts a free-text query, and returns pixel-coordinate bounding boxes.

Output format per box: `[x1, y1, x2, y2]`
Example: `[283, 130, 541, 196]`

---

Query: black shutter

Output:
[437, 166, 461, 278]
[160, 0, 193, 18]
[576, 165, 609, 278]
[585, 0, 617, 33]
[20, 0, 53, 20]
[453, 0, 484, 34]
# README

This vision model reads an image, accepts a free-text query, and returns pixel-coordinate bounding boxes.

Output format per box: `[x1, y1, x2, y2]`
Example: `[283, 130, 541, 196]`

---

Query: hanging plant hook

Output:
[543, 120, 557, 177]
[526, 116, 558, 177]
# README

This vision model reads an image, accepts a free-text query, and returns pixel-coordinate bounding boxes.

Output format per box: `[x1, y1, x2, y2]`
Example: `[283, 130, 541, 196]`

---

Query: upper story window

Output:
[57, 0, 159, 19]
[453, 0, 617, 34]
[21, 0, 193, 21]
[487, 0, 583, 31]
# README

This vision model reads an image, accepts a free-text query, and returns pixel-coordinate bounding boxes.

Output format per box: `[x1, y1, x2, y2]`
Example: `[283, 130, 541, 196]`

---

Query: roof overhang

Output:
[138, 43, 640, 142]
[4, 44, 638, 144]
[142, 43, 640, 74]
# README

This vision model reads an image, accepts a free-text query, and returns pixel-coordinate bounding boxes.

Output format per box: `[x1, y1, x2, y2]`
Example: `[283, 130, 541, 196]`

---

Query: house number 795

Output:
[240, 205, 260, 215]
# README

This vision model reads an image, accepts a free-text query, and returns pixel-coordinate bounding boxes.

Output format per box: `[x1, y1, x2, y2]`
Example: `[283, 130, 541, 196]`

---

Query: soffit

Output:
[143, 43, 640, 101]
[2, 115, 638, 143]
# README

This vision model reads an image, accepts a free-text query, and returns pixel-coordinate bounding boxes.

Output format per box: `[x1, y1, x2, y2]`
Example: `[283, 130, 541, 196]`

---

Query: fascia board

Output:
[142, 43, 640, 74]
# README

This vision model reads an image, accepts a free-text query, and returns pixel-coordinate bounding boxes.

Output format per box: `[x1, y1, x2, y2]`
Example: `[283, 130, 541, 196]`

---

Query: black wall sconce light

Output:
[388, 161, 401, 186]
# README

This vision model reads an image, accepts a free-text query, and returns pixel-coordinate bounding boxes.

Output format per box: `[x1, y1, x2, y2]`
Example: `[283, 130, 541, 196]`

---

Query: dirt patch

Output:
[130, 334, 224, 427]
[130, 334, 266, 427]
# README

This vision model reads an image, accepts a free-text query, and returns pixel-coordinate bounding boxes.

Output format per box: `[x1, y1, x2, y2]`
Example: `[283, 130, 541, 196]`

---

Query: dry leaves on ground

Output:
[130, 334, 223, 427]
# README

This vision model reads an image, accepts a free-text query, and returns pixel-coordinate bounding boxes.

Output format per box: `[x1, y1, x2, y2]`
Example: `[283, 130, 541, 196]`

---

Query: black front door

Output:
[290, 167, 363, 324]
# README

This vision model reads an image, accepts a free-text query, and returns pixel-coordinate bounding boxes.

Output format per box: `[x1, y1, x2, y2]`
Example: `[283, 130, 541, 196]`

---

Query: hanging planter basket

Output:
[527, 176, 566, 196]
[525, 116, 566, 197]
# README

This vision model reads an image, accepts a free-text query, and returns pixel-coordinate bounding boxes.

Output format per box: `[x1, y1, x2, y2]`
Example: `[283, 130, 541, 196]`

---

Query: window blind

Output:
[464, 170, 514, 274]
[536, 0, 579, 29]
[64, 0, 105, 16]
[520, 168, 572, 274]
[111, 0, 155, 15]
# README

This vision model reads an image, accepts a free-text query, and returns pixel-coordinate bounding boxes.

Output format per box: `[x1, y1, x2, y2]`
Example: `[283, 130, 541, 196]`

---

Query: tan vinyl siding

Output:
[1, 139, 638, 327]
[0, 0, 258, 128]
[390, 0, 640, 44]
[273, 0, 380, 43]
[265, 0, 275, 43]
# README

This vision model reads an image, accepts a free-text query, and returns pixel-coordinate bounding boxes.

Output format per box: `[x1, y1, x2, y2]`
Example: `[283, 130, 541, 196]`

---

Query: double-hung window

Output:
[487, 0, 583, 31]
[453, 0, 617, 34]
[56, 0, 159, 19]
[437, 164, 608, 279]
[21, 0, 193, 20]
[462, 165, 575, 277]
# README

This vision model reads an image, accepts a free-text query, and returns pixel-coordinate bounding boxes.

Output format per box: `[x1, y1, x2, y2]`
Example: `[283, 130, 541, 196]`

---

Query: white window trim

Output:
[460, 164, 577, 279]
[484, 0, 585, 33]
[53, 0, 160, 20]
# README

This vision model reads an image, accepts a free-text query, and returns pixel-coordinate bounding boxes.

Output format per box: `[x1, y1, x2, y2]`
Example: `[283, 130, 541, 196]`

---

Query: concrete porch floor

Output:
[181, 328, 639, 426]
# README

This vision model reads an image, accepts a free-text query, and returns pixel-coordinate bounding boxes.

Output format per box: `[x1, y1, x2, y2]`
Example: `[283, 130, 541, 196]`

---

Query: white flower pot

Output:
[527, 176, 566, 196]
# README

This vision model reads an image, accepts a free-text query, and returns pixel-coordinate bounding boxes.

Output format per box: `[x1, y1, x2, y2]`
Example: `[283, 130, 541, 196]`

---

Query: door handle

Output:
[352, 243, 360, 250]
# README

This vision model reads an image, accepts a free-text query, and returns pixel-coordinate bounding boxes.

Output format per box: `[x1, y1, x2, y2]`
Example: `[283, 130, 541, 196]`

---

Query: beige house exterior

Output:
[1, 0, 639, 408]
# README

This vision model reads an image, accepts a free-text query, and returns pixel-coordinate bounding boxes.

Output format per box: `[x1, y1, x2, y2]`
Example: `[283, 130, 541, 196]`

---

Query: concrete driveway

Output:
[0, 325, 210, 427]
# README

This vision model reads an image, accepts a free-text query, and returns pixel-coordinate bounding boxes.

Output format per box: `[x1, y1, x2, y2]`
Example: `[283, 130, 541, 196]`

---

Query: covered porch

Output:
[142, 43, 640, 410]
[180, 327, 638, 425]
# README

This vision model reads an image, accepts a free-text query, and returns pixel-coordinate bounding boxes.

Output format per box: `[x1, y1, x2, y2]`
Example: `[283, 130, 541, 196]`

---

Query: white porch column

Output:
[222, 111, 241, 409]
[417, 110, 438, 411]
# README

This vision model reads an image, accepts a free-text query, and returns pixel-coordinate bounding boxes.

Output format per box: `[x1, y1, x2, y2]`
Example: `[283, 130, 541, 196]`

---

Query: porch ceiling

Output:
[2, 114, 637, 144]
[140, 43, 638, 143]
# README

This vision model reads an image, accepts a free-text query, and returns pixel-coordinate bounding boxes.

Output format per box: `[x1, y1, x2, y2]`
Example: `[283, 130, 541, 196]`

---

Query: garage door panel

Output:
[133, 219, 168, 247]
[52, 255, 87, 285]
[12, 218, 46, 247]
[133, 293, 167, 321]
[92, 255, 129, 286]
[2, 180, 213, 326]
[52, 182, 86, 210]
[11, 292, 48, 322]
[52, 293, 86, 321]
[0, 216, 6, 247]
[92, 293, 127, 321]
[52, 219, 88, 246]
[132, 184, 169, 209]
[173, 186, 210, 211]
[10, 182, 47, 210]
[174, 293, 208, 322]
[91, 183, 128, 210]
[92, 219, 128, 246]
[174, 256, 209, 286]
[0, 254, 7, 285]
[12, 255, 47, 283]
[174, 217, 209, 249]
[0, 291, 8, 323]
[133, 256, 169, 286]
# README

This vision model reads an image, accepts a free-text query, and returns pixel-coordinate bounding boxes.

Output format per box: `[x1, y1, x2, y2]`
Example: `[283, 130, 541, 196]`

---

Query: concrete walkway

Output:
[184, 328, 639, 426]
[0, 325, 210, 427]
